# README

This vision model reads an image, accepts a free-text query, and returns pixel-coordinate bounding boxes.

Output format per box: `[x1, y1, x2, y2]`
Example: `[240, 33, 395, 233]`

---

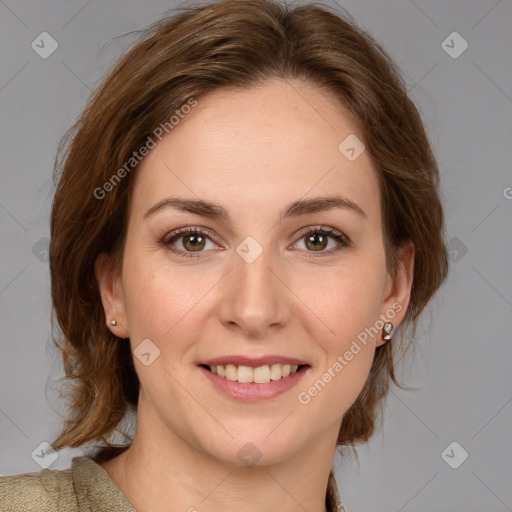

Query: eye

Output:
[159, 227, 221, 258]
[291, 225, 351, 257]
[159, 225, 351, 259]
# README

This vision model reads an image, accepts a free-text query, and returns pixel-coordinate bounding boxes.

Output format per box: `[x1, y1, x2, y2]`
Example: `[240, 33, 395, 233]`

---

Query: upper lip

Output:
[199, 355, 309, 367]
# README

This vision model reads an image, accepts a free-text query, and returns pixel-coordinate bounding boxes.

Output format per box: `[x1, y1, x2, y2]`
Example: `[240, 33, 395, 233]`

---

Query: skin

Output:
[95, 78, 414, 512]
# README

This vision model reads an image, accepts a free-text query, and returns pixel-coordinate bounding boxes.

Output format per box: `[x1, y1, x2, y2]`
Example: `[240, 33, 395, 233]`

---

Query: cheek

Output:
[121, 249, 216, 346]
[291, 258, 385, 409]
[296, 283, 378, 421]
[293, 255, 386, 340]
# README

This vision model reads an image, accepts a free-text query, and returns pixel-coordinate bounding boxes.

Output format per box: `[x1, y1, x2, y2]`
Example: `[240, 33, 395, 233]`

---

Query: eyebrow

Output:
[144, 195, 367, 222]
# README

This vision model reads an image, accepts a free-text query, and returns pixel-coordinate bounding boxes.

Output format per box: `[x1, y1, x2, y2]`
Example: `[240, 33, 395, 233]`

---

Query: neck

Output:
[99, 405, 340, 512]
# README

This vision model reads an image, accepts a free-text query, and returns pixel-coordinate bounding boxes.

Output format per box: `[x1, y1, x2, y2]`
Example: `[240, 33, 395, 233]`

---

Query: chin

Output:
[198, 428, 308, 468]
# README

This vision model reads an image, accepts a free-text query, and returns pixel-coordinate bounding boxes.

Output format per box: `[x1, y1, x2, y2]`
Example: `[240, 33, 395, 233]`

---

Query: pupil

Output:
[307, 233, 327, 251]
[185, 234, 204, 251]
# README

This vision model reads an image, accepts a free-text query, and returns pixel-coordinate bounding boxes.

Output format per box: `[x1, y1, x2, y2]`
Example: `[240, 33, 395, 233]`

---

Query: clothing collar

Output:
[72, 456, 135, 511]
[72, 456, 346, 511]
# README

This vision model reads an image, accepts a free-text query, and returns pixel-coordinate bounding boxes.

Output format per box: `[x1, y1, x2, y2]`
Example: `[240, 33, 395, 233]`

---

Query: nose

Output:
[217, 242, 292, 338]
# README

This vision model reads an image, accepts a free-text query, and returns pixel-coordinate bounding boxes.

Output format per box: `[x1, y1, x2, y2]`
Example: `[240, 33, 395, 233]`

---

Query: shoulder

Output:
[0, 465, 78, 512]
[0, 456, 135, 512]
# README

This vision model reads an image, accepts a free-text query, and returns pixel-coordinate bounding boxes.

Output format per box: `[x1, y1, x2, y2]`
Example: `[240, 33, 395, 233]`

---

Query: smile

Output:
[198, 363, 310, 401]
[203, 363, 304, 383]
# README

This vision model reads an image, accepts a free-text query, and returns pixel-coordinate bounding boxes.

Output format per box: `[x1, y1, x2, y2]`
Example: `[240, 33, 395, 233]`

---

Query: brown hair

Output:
[48, 0, 449, 464]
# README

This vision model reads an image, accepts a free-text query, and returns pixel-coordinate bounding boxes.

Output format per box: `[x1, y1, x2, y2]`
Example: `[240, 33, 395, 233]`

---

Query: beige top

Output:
[0, 456, 346, 511]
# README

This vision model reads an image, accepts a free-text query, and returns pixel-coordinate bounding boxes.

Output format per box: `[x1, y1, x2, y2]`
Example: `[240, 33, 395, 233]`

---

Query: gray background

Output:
[1, 0, 511, 511]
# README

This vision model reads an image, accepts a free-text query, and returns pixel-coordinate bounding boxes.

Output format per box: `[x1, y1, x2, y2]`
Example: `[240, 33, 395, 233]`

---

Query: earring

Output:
[110, 319, 117, 326]
[382, 322, 394, 341]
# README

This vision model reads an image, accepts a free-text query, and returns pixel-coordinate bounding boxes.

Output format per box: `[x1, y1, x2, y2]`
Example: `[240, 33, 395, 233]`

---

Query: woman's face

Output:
[97, 78, 413, 466]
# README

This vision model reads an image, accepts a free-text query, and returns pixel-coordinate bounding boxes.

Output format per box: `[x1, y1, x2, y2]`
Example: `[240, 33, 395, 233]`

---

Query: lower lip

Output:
[198, 365, 309, 401]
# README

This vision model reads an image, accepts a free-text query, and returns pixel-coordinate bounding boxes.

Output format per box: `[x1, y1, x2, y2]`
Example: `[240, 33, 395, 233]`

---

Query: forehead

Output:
[130, 79, 381, 225]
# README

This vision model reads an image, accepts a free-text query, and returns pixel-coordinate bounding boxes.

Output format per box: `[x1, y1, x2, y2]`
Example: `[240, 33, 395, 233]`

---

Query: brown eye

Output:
[182, 233, 206, 251]
[304, 232, 328, 251]
[293, 226, 351, 256]
[160, 227, 219, 258]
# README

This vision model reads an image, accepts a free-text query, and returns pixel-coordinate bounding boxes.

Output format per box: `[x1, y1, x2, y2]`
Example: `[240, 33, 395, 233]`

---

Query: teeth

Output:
[225, 364, 238, 381]
[207, 363, 301, 383]
[253, 365, 270, 384]
[238, 365, 255, 383]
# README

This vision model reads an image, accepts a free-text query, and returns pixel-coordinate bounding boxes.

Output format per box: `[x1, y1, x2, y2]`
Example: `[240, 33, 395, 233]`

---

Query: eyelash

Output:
[159, 225, 351, 259]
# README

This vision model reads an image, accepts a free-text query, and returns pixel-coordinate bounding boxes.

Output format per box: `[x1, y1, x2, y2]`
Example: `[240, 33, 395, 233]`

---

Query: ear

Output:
[94, 252, 130, 338]
[376, 241, 415, 347]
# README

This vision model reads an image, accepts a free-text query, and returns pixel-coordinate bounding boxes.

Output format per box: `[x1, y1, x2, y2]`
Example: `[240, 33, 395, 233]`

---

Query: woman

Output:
[0, 0, 448, 510]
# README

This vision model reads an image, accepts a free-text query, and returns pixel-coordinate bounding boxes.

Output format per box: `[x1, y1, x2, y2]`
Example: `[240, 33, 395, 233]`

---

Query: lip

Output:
[199, 355, 309, 367]
[198, 364, 310, 402]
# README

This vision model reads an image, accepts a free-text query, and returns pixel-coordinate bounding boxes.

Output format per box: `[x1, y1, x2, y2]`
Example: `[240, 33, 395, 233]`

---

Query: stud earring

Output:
[110, 319, 117, 326]
[382, 322, 394, 341]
